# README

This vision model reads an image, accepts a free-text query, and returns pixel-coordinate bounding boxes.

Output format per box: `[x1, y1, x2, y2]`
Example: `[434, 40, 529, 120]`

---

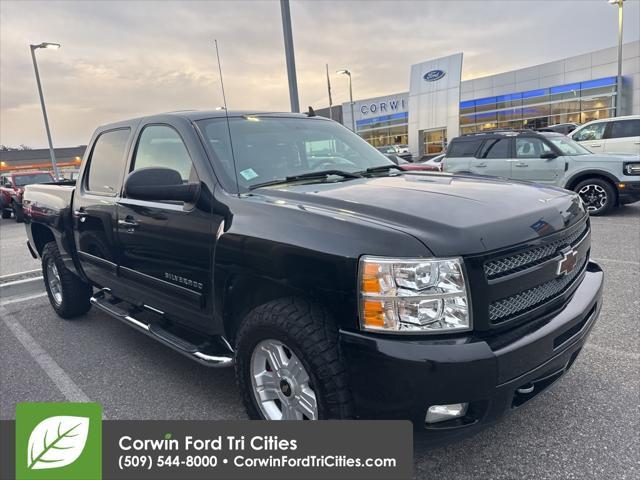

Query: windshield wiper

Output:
[359, 164, 404, 175]
[248, 169, 362, 190]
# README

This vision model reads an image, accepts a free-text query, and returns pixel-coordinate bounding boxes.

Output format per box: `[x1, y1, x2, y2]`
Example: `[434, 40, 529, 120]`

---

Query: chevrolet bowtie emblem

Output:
[557, 249, 578, 277]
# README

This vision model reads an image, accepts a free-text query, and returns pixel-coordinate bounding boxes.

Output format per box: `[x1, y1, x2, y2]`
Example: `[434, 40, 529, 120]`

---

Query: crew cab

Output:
[443, 130, 640, 215]
[23, 111, 603, 437]
[0, 170, 54, 222]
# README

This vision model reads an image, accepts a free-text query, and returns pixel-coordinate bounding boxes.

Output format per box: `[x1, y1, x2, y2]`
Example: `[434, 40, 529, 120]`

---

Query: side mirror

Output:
[124, 167, 199, 202]
[540, 152, 558, 160]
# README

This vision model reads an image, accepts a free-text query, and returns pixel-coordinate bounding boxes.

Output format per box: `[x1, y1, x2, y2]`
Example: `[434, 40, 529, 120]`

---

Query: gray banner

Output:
[1, 420, 412, 479]
[103, 420, 412, 480]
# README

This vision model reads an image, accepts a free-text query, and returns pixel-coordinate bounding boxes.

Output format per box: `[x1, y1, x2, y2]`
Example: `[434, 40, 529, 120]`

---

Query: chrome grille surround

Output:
[488, 254, 588, 324]
[484, 221, 589, 280]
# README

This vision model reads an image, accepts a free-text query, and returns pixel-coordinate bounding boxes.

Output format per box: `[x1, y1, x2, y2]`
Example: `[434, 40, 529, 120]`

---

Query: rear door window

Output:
[479, 138, 511, 158]
[85, 129, 131, 195]
[447, 139, 482, 157]
[608, 119, 640, 139]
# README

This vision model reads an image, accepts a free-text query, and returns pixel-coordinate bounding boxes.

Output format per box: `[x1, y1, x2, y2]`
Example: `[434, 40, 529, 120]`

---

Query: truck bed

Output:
[24, 183, 75, 216]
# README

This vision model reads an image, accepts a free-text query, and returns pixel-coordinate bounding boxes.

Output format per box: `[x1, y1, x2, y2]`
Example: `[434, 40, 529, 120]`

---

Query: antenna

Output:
[214, 39, 240, 196]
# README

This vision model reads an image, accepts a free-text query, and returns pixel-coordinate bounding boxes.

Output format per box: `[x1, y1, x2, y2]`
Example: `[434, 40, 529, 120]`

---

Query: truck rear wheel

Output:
[41, 242, 93, 319]
[235, 297, 353, 420]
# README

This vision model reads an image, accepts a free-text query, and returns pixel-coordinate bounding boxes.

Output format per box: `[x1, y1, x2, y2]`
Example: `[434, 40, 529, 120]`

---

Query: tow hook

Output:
[517, 384, 534, 394]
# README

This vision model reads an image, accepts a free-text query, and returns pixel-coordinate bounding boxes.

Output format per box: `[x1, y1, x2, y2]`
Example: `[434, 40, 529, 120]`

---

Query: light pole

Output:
[280, 0, 300, 113]
[608, 0, 624, 116]
[337, 69, 355, 132]
[30, 42, 61, 179]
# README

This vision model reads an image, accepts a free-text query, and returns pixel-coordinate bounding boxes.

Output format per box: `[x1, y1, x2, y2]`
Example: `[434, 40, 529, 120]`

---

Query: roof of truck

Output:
[96, 110, 326, 131]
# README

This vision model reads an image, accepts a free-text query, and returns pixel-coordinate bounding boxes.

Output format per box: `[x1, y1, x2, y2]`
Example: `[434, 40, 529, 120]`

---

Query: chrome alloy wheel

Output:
[250, 339, 318, 420]
[578, 184, 607, 213]
[46, 259, 63, 306]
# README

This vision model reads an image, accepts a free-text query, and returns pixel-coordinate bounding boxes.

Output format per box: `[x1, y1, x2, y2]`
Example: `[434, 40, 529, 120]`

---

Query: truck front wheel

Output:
[235, 297, 353, 421]
[42, 242, 93, 319]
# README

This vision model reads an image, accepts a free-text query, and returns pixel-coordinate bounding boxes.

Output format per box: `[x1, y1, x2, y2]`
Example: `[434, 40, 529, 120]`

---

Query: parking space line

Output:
[593, 257, 640, 266]
[0, 304, 93, 405]
[0, 292, 48, 306]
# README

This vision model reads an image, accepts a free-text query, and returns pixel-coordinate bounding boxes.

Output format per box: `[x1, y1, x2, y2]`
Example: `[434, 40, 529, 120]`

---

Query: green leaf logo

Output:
[27, 416, 90, 470]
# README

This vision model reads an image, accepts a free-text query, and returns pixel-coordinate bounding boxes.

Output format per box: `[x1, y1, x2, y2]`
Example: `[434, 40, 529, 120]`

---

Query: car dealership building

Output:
[340, 41, 640, 157]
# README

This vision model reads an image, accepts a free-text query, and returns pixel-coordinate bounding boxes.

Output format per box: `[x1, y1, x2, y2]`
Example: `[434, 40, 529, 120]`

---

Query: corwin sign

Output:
[423, 69, 446, 82]
[359, 98, 407, 116]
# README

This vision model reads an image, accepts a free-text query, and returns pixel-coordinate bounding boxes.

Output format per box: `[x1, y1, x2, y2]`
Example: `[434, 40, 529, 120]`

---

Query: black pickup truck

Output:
[23, 111, 603, 437]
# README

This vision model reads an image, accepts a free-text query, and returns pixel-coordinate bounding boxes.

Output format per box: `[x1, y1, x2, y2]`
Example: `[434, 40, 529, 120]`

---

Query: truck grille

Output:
[488, 254, 588, 324]
[484, 221, 589, 279]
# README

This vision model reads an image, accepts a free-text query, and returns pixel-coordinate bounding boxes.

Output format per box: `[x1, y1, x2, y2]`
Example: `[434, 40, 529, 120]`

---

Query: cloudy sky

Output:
[1, 0, 639, 148]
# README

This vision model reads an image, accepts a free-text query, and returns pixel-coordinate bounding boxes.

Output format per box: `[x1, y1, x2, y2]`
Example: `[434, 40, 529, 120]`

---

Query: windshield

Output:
[196, 116, 394, 192]
[546, 136, 592, 156]
[13, 173, 53, 186]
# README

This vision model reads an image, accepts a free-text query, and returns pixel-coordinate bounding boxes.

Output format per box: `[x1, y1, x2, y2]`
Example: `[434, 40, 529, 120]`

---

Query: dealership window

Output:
[357, 112, 408, 148]
[459, 76, 616, 133]
[420, 128, 447, 155]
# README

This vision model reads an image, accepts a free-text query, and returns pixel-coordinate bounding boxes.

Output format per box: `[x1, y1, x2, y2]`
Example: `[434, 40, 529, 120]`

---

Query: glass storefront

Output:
[459, 76, 616, 135]
[356, 112, 408, 147]
[420, 128, 447, 156]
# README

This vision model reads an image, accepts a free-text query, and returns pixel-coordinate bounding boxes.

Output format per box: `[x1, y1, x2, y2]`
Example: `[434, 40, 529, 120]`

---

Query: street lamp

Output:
[30, 42, 61, 179]
[337, 69, 355, 132]
[608, 0, 624, 116]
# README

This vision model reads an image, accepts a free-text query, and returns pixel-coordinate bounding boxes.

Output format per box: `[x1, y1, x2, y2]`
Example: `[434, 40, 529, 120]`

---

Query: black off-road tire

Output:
[12, 202, 24, 223]
[41, 242, 93, 319]
[235, 297, 353, 420]
[574, 178, 616, 216]
[1, 207, 11, 219]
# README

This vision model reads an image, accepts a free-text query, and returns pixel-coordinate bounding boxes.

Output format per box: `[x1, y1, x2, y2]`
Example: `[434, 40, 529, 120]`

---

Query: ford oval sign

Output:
[423, 69, 446, 82]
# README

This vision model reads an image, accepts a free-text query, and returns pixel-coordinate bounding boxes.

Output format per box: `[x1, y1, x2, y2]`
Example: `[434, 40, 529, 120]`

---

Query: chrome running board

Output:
[90, 288, 233, 368]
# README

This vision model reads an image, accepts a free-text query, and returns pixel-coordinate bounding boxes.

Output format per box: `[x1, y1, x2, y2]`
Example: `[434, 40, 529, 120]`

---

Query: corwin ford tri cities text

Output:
[23, 111, 603, 438]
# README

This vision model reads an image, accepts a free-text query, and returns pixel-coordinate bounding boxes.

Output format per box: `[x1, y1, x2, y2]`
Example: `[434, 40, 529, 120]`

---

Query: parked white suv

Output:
[443, 131, 640, 215]
[569, 115, 640, 155]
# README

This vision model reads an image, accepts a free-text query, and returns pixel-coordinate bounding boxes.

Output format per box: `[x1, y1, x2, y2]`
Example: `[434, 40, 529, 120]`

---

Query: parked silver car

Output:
[443, 131, 640, 215]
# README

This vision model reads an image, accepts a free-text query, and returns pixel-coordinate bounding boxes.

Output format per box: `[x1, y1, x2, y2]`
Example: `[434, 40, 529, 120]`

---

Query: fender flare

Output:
[563, 169, 619, 191]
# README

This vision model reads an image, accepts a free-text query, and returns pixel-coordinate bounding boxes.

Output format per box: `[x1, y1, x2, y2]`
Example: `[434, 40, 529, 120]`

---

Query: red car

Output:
[1, 171, 54, 222]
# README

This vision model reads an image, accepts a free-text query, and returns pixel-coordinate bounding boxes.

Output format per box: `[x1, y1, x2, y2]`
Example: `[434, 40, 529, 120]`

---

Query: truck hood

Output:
[253, 173, 586, 256]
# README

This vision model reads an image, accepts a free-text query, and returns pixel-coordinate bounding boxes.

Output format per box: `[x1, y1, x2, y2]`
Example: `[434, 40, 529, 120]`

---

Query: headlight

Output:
[358, 256, 471, 333]
[623, 163, 640, 175]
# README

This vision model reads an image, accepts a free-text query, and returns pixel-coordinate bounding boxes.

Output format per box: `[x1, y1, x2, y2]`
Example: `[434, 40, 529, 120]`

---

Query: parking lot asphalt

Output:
[0, 219, 40, 276]
[1, 205, 639, 479]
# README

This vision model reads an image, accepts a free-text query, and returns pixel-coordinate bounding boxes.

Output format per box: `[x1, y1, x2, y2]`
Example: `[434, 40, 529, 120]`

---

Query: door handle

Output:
[73, 209, 88, 223]
[475, 163, 487, 168]
[118, 216, 140, 231]
[515, 163, 528, 167]
[589, 144, 601, 147]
